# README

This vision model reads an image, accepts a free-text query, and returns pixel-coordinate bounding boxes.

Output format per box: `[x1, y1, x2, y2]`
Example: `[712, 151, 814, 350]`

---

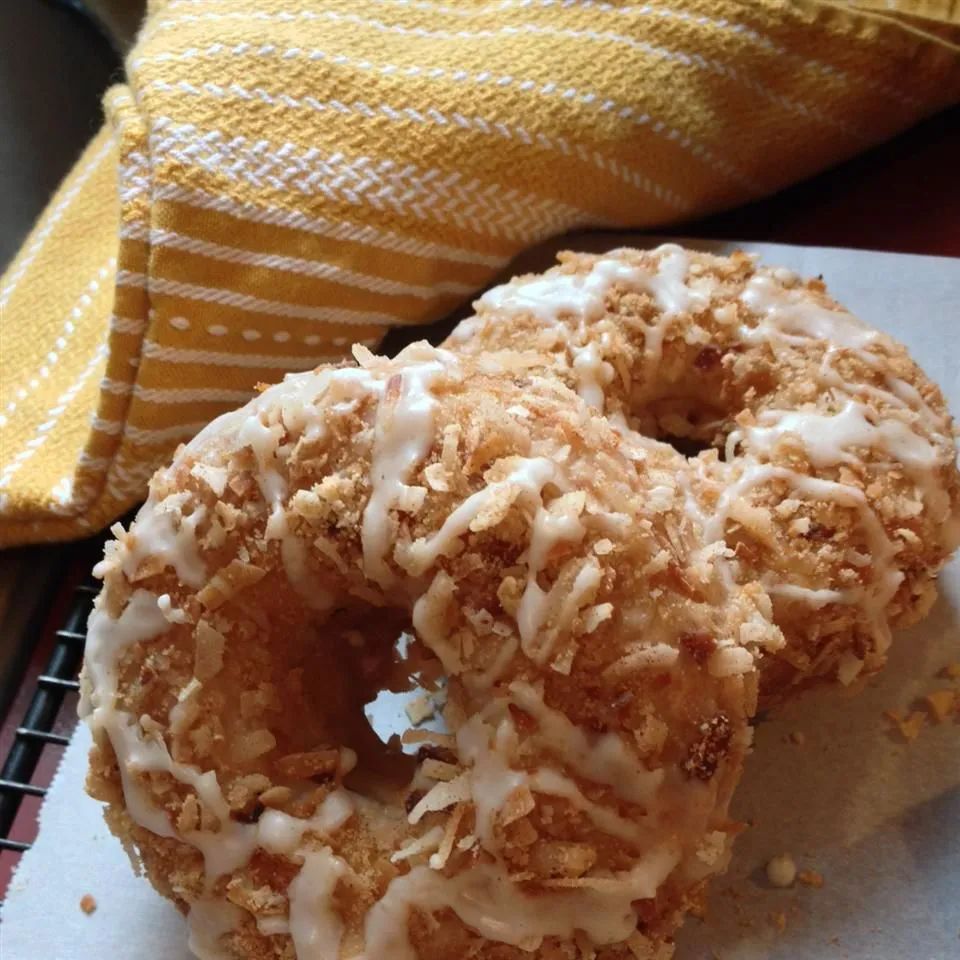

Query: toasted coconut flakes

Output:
[696, 831, 728, 867]
[500, 785, 535, 826]
[470, 482, 522, 533]
[190, 462, 228, 496]
[398, 484, 427, 515]
[604, 643, 679, 679]
[313, 534, 348, 574]
[352, 343, 377, 367]
[401, 729, 457, 749]
[259, 786, 292, 808]
[707, 645, 754, 678]
[592, 538, 614, 556]
[550, 643, 577, 675]
[405, 693, 436, 726]
[79, 894, 97, 916]
[421, 758, 461, 782]
[424, 461, 453, 493]
[198, 560, 267, 610]
[429, 802, 465, 870]
[194, 620, 226, 681]
[789, 516, 811, 536]
[274, 749, 340, 780]
[408, 773, 471, 824]
[441, 423, 461, 470]
[579, 602, 613, 636]
[215, 500, 240, 531]
[456, 833, 477, 851]
[774, 498, 801, 519]
[884, 709, 926, 741]
[632, 713, 668, 756]
[770, 910, 788, 934]
[176, 792, 200, 833]
[924, 689, 957, 723]
[390, 826, 445, 864]
[464, 607, 495, 635]
[797, 868, 824, 889]
[230, 728, 277, 763]
[507, 871, 535, 883]
[640, 550, 671, 577]
[530, 841, 596, 879]
[836, 651, 864, 686]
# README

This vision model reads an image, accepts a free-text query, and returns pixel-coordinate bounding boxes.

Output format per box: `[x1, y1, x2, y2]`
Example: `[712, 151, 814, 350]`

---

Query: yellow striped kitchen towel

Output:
[2, 0, 959, 547]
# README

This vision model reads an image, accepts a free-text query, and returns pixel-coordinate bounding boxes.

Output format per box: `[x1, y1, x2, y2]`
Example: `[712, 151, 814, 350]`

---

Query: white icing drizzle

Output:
[508, 681, 662, 807]
[474, 244, 706, 411]
[456, 707, 654, 851]
[739, 275, 878, 352]
[288, 848, 350, 960]
[729, 400, 940, 472]
[706, 464, 903, 654]
[363, 850, 680, 960]
[361, 350, 457, 587]
[187, 900, 247, 960]
[406, 456, 557, 574]
[122, 493, 208, 588]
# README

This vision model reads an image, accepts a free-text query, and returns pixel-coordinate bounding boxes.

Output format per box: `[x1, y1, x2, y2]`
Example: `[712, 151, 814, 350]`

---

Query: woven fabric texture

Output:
[2, 0, 959, 547]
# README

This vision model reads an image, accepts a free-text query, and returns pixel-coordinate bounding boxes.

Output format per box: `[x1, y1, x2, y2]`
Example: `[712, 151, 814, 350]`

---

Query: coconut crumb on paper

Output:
[884, 709, 926, 741]
[79, 894, 97, 915]
[765, 853, 797, 888]
[404, 692, 436, 726]
[924, 689, 957, 723]
[797, 868, 825, 889]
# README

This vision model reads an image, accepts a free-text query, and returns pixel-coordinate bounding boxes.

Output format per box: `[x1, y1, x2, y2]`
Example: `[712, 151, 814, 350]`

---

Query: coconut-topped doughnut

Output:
[81, 342, 783, 960]
[447, 246, 960, 703]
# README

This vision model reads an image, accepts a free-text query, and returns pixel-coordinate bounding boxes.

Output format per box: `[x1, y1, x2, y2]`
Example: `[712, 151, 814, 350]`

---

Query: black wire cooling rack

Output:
[0, 550, 100, 862]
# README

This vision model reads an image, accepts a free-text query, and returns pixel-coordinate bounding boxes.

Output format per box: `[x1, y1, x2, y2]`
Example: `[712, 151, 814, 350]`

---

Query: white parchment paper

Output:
[3, 240, 958, 960]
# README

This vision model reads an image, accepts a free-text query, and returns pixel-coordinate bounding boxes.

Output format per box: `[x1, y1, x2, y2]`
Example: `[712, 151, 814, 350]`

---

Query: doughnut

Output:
[447, 245, 960, 703]
[81, 342, 784, 959]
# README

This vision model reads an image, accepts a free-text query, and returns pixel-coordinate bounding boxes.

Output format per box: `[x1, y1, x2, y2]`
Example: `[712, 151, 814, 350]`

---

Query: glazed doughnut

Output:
[81, 343, 783, 959]
[447, 245, 960, 703]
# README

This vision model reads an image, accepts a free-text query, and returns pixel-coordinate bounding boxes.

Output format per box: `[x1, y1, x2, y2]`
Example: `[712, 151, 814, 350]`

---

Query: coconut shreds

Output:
[401, 729, 457, 749]
[421, 758, 461, 782]
[198, 560, 266, 610]
[429, 802, 466, 870]
[404, 693, 436, 726]
[407, 774, 471, 825]
[229, 728, 277, 764]
[884, 709, 926, 741]
[390, 826, 445, 864]
[194, 620, 226, 681]
[925, 689, 957, 722]
[456, 833, 477, 852]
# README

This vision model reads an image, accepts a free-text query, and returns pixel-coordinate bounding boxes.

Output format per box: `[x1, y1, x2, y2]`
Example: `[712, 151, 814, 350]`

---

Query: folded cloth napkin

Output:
[1, 0, 959, 548]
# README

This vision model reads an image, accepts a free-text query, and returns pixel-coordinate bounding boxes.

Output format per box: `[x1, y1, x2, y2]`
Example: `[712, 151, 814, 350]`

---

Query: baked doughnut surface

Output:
[82, 343, 782, 959]
[448, 245, 960, 703]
